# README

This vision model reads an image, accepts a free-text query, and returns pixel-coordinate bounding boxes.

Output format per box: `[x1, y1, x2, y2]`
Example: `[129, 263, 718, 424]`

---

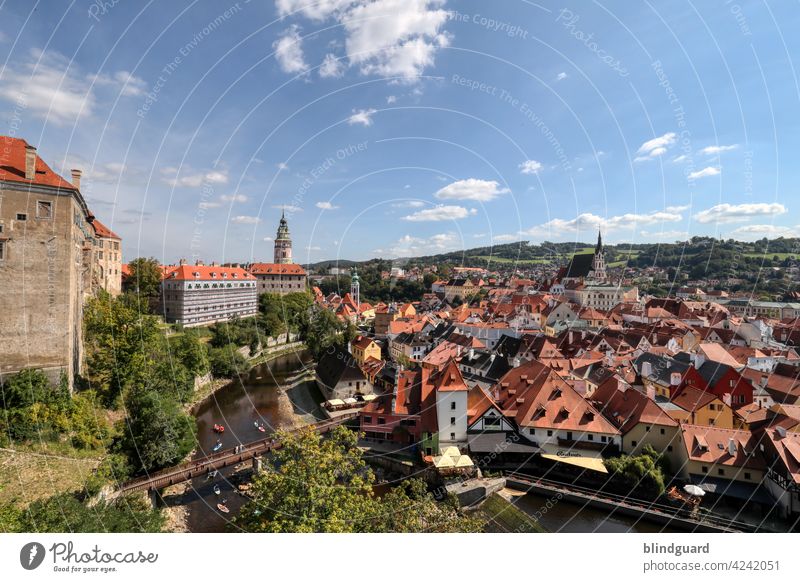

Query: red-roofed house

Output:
[161, 264, 257, 326]
[249, 262, 307, 295]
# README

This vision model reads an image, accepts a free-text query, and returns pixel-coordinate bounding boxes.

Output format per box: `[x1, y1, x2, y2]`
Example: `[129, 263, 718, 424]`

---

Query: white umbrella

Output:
[683, 484, 706, 497]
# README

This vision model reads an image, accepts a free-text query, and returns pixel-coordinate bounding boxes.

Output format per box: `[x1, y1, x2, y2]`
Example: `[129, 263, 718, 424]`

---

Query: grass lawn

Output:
[0, 447, 101, 508]
[470, 255, 555, 265]
[743, 252, 797, 260]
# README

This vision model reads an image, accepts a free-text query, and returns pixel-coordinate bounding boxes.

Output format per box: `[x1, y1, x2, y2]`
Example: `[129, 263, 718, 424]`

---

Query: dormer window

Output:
[193, 272, 200, 278]
[211, 272, 217, 278]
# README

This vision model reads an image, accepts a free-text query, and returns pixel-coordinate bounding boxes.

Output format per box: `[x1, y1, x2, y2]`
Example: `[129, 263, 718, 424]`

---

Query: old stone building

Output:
[0, 137, 95, 387]
[161, 263, 258, 327]
[248, 212, 307, 295]
[91, 218, 122, 295]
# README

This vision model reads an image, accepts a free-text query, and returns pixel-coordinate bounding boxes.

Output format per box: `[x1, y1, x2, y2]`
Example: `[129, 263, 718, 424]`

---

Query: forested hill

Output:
[307, 236, 800, 276]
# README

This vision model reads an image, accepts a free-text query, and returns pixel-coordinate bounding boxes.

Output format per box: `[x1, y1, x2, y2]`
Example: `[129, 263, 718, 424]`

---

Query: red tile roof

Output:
[91, 218, 120, 240]
[680, 425, 764, 470]
[0, 137, 76, 190]
[433, 359, 469, 392]
[249, 262, 306, 275]
[164, 265, 255, 281]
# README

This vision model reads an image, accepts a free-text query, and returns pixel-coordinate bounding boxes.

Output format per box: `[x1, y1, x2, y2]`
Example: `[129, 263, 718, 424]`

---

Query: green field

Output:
[743, 252, 797, 260]
[470, 255, 554, 265]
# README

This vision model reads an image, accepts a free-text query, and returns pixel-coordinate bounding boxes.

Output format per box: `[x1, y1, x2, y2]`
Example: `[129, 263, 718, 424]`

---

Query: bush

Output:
[208, 344, 248, 378]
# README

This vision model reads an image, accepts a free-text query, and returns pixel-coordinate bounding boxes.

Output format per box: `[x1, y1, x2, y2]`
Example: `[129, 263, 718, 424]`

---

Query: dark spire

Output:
[595, 229, 603, 254]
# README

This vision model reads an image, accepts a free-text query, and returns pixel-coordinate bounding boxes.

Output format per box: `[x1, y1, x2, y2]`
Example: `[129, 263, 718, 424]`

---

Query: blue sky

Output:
[1, 0, 798, 263]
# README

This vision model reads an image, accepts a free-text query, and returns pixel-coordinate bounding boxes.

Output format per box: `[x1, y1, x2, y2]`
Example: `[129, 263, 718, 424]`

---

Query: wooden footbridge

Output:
[118, 413, 358, 494]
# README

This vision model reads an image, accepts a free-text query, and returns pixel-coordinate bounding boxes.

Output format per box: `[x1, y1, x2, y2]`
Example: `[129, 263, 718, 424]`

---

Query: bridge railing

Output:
[118, 413, 359, 493]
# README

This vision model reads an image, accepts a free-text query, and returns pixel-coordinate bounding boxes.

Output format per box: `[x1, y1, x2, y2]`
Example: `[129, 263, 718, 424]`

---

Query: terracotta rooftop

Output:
[164, 265, 255, 281]
[0, 137, 76, 190]
[249, 263, 306, 275]
[92, 218, 121, 240]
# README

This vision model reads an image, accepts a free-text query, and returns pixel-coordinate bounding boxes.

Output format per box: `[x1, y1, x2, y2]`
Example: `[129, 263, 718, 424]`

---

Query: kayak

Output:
[213, 424, 225, 433]
[213, 484, 221, 495]
[257, 425, 266, 433]
[212, 441, 223, 452]
[217, 503, 229, 514]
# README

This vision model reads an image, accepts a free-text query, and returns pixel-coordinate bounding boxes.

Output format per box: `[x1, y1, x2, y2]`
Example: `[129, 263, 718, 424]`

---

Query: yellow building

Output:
[668, 385, 735, 429]
[351, 335, 381, 367]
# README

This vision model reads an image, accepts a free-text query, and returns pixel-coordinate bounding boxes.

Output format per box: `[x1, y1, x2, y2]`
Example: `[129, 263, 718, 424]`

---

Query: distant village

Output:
[2, 136, 800, 524]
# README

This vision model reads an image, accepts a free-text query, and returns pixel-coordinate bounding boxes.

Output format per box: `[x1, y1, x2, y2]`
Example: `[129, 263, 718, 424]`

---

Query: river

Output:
[182, 349, 326, 532]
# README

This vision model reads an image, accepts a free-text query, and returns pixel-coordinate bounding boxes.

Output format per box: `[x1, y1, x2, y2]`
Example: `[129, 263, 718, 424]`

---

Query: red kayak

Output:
[213, 424, 225, 433]
[217, 503, 230, 514]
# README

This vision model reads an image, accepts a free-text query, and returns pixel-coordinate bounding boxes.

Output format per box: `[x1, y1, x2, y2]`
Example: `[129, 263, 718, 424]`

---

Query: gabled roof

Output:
[433, 359, 469, 392]
[316, 346, 366, 387]
[591, 376, 678, 433]
[92, 218, 121, 240]
[0, 137, 76, 190]
[249, 262, 307, 275]
[164, 265, 255, 281]
[680, 425, 764, 470]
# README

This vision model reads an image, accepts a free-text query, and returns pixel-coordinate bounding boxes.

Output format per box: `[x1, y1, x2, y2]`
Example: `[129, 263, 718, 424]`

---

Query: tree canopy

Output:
[236, 427, 481, 533]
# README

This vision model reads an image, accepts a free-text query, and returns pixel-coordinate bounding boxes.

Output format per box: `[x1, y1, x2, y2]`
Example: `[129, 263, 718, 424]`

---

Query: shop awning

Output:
[540, 453, 608, 473]
[326, 399, 345, 407]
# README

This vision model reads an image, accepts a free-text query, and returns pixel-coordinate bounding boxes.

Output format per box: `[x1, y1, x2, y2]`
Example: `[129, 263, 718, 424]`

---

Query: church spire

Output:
[596, 229, 603, 254]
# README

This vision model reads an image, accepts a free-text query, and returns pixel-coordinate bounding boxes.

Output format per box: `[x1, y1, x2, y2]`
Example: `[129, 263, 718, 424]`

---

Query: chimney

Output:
[24, 145, 36, 180]
[728, 438, 736, 456]
[71, 169, 82, 190]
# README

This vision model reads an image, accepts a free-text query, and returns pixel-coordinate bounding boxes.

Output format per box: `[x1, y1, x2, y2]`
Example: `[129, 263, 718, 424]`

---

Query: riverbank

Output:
[187, 341, 308, 414]
[471, 491, 547, 533]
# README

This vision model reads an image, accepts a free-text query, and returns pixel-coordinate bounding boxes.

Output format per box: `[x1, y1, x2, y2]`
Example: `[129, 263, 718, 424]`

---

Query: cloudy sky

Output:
[1, 1, 798, 263]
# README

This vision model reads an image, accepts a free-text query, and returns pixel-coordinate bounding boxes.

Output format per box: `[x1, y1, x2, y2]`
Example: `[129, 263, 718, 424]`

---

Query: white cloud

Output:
[277, 0, 449, 82]
[306, 245, 323, 251]
[221, 194, 248, 203]
[347, 108, 377, 126]
[688, 166, 720, 180]
[161, 167, 229, 188]
[493, 234, 519, 242]
[272, 204, 303, 213]
[402, 204, 476, 221]
[391, 200, 425, 208]
[275, 0, 356, 21]
[435, 178, 509, 202]
[638, 229, 690, 240]
[665, 204, 691, 213]
[694, 202, 787, 224]
[343, 0, 450, 80]
[523, 209, 685, 238]
[199, 201, 222, 209]
[672, 154, 688, 163]
[263, 236, 273, 242]
[277, 162, 289, 171]
[231, 215, 261, 224]
[386, 95, 397, 104]
[634, 132, 676, 161]
[556, 72, 568, 81]
[519, 160, 543, 175]
[699, 144, 738, 155]
[316, 201, 339, 210]
[319, 53, 345, 78]
[0, 49, 94, 124]
[273, 25, 308, 74]
[728, 224, 794, 238]
[91, 70, 147, 97]
[386, 231, 460, 256]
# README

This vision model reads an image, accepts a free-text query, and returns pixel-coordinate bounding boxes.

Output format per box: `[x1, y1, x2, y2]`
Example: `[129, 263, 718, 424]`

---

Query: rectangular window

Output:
[587, 434, 593, 441]
[667, 445, 673, 452]
[660, 428, 665, 435]
[450, 433, 455, 440]
[701, 466, 708, 473]
[450, 402, 456, 410]
[631, 440, 637, 447]
[377, 418, 385, 425]
[0, 240, 5, 261]
[744, 472, 751, 480]
[363, 416, 372, 424]
[645, 426, 650, 432]
[529, 428, 535, 435]
[16, 213, 26, 221]
[717, 468, 725, 476]
[450, 417, 455, 425]
[547, 430, 553, 437]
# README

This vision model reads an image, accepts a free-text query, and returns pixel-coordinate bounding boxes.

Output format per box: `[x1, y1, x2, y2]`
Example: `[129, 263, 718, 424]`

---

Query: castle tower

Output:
[273, 210, 293, 264]
[591, 229, 607, 281]
[350, 266, 360, 308]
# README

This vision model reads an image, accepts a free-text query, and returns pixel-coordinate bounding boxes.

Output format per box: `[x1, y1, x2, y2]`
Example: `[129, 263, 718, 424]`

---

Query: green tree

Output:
[236, 427, 480, 532]
[207, 344, 248, 378]
[84, 291, 159, 405]
[125, 257, 163, 298]
[171, 330, 209, 377]
[117, 386, 196, 473]
[15, 493, 163, 533]
[302, 307, 344, 359]
[605, 445, 667, 499]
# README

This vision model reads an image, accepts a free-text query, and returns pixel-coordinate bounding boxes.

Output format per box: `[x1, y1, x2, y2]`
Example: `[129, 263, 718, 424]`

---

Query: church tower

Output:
[350, 266, 360, 307]
[591, 229, 607, 281]
[273, 210, 293, 264]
